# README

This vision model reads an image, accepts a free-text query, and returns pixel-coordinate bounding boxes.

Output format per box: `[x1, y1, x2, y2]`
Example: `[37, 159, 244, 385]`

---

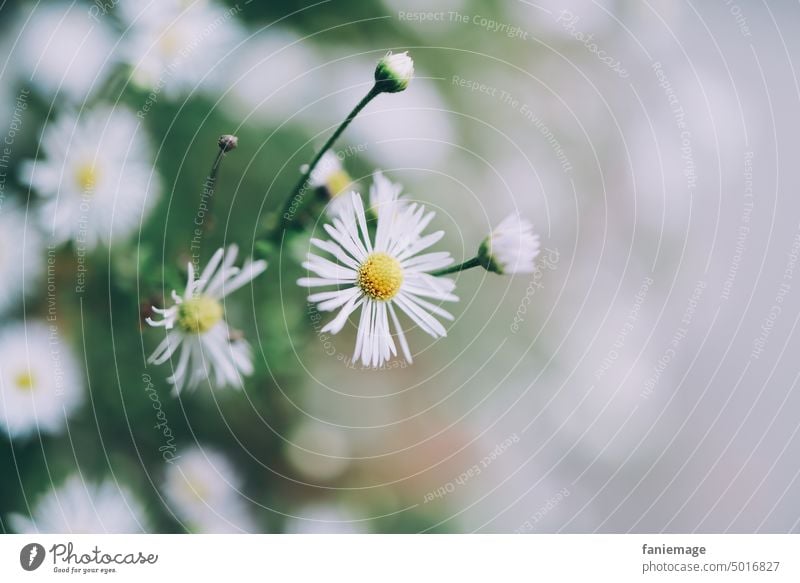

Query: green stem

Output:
[200, 146, 227, 234]
[431, 256, 481, 276]
[269, 84, 381, 239]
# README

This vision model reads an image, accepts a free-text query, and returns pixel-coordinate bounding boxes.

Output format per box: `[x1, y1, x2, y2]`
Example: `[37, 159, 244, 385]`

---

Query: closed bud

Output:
[374, 51, 414, 93]
[218, 134, 238, 152]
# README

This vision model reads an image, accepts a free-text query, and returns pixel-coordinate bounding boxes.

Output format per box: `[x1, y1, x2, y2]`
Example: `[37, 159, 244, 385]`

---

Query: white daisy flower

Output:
[478, 213, 541, 274]
[14, 3, 116, 101]
[0, 203, 45, 315]
[21, 106, 161, 249]
[118, 0, 244, 96]
[146, 245, 267, 393]
[0, 322, 84, 438]
[8, 474, 148, 534]
[298, 190, 458, 367]
[163, 445, 256, 533]
[374, 51, 414, 93]
[309, 152, 356, 218]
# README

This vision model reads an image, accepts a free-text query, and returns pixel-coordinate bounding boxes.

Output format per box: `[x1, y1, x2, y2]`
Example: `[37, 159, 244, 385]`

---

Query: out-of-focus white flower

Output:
[309, 152, 356, 218]
[9, 475, 148, 533]
[284, 502, 367, 534]
[163, 445, 256, 533]
[118, 0, 244, 95]
[479, 213, 541, 274]
[299, 190, 457, 367]
[374, 51, 414, 93]
[285, 421, 351, 482]
[0, 203, 44, 315]
[146, 245, 266, 393]
[21, 106, 161, 249]
[0, 322, 83, 438]
[14, 3, 116, 101]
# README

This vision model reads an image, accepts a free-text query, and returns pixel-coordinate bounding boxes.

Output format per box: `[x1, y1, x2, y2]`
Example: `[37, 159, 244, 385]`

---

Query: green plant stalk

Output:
[431, 256, 482, 276]
[268, 84, 381, 240]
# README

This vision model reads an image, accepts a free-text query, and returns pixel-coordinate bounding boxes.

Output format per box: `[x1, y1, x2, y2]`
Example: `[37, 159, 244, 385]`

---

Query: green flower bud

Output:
[374, 51, 414, 93]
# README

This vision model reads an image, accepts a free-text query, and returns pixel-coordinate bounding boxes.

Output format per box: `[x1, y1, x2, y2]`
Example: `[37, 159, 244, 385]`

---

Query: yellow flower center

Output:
[358, 252, 403, 301]
[75, 162, 99, 193]
[14, 370, 36, 391]
[325, 169, 352, 198]
[177, 295, 223, 334]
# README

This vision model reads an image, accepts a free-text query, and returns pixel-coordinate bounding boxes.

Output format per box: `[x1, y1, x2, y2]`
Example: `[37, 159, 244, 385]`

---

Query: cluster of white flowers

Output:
[1, 0, 260, 535]
[1, 29, 545, 535]
[9, 475, 149, 534]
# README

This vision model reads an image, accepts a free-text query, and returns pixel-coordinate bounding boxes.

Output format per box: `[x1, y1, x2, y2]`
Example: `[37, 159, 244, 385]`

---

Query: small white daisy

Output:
[479, 213, 541, 274]
[0, 322, 84, 438]
[118, 0, 244, 96]
[309, 152, 356, 218]
[163, 445, 256, 533]
[15, 3, 116, 101]
[9, 474, 148, 534]
[299, 189, 457, 367]
[21, 106, 161, 249]
[146, 245, 267, 393]
[0, 202, 44, 315]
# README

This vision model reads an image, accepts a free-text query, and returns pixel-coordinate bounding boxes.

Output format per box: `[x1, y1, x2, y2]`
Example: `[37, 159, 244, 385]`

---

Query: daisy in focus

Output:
[163, 445, 256, 533]
[0, 203, 44, 315]
[21, 106, 161, 249]
[0, 322, 84, 438]
[298, 187, 458, 367]
[478, 213, 541, 274]
[118, 0, 244, 96]
[9, 474, 149, 534]
[146, 245, 267, 393]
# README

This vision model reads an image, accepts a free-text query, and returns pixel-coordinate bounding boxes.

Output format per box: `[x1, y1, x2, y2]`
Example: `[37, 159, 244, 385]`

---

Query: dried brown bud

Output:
[218, 134, 238, 152]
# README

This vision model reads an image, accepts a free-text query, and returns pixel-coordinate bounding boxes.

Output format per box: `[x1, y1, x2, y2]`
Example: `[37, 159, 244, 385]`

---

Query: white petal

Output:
[321, 294, 363, 335]
[388, 302, 412, 363]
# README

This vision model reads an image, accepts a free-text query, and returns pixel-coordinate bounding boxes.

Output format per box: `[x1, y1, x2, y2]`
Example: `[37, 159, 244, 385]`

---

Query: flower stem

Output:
[199, 145, 228, 234]
[268, 84, 381, 239]
[431, 256, 482, 276]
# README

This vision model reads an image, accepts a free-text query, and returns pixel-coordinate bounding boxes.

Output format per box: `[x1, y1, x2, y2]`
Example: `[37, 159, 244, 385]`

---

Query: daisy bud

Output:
[478, 213, 541, 274]
[218, 134, 238, 152]
[374, 51, 414, 93]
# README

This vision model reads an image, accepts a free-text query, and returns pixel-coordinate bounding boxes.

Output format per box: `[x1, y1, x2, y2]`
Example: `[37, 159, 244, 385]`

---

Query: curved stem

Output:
[431, 256, 481, 276]
[269, 84, 381, 239]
